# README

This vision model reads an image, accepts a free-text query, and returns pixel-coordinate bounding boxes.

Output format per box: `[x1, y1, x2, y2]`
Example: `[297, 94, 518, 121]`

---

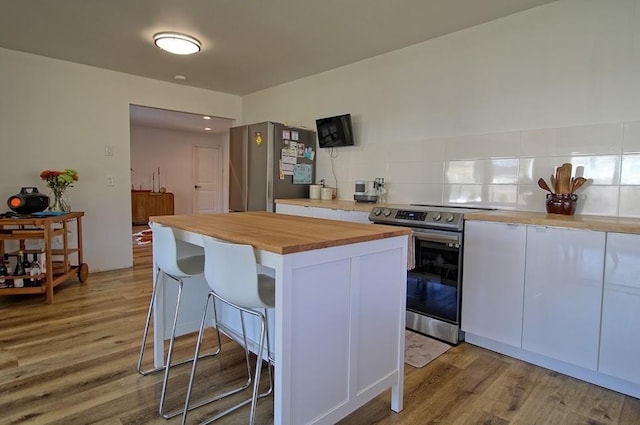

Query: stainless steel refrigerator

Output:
[229, 121, 316, 212]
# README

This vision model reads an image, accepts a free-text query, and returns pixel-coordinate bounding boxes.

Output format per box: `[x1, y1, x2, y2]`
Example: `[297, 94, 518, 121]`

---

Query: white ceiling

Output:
[0, 0, 557, 96]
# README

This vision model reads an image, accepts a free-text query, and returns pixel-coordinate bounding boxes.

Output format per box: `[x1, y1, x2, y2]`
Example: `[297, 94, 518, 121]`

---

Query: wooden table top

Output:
[150, 211, 411, 254]
[465, 210, 640, 234]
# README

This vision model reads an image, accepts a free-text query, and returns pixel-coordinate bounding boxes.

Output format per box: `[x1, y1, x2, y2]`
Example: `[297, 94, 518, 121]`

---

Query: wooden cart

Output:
[0, 211, 87, 304]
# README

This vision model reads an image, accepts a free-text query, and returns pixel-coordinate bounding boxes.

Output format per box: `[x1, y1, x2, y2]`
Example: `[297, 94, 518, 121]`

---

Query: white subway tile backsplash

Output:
[518, 185, 548, 212]
[521, 123, 622, 157]
[387, 183, 443, 205]
[574, 186, 619, 216]
[444, 184, 518, 207]
[385, 139, 445, 162]
[554, 123, 622, 156]
[445, 159, 519, 184]
[570, 155, 620, 185]
[619, 186, 640, 217]
[621, 154, 640, 185]
[623, 121, 640, 153]
[388, 160, 443, 184]
[521, 129, 556, 157]
[333, 121, 636, 217]
[445, 161, 477, 184]
[444, 132, 520, 160]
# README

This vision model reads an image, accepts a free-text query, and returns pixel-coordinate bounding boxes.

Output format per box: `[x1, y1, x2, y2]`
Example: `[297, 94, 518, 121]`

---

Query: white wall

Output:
[130, 125, 227, 215]
[242, 0, 640, 217]
[0, 47, 241, 272]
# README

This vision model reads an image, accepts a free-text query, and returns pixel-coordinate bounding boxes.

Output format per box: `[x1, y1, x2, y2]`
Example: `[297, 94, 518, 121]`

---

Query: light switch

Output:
[105, 145, 114, 156]
[106, 175, 115, 186]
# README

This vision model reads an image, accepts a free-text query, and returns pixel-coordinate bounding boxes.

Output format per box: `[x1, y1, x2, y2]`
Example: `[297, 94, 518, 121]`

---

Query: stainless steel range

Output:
[369, 204, 492, 344]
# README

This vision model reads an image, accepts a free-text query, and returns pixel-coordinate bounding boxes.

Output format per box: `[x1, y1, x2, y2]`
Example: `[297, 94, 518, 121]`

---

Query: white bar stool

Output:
[181, 236, 274, 425]
[136, 222, 222, 419]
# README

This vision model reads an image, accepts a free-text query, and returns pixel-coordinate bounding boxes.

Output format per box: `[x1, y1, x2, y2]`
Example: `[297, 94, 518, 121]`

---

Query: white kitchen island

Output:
[149, 211, 410, 425]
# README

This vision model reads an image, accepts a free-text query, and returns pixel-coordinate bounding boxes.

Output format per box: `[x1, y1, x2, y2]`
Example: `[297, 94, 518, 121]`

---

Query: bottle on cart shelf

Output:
[40, 252, 47, 275]
[30, 253, 42, 287]
[13, 252, 25, 288]
[0, 254, 8, 289]
[22, 251, 33, 287]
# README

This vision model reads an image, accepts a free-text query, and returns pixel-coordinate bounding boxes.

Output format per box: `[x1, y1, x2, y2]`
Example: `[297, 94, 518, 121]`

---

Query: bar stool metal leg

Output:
[137, 271, 223, 377]
[181, 297, 274, 425]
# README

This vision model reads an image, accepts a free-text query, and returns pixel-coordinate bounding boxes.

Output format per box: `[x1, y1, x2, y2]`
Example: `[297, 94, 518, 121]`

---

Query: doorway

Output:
[129, 104, 233, 255]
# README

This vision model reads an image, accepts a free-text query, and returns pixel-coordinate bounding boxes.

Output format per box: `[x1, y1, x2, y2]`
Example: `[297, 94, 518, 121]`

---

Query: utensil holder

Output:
[546, 193, 578, 215]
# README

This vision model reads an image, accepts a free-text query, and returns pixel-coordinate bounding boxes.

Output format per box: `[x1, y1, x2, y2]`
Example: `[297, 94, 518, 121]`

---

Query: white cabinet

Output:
[311, 207, 342, 220]
[599, 232, 640, 384]
[275, 204, 312, 217]
[339, 210, 371, 224]
[462, 221, 526, 348]
[276, 203, 371, 224]
[522, 226, 605, 370]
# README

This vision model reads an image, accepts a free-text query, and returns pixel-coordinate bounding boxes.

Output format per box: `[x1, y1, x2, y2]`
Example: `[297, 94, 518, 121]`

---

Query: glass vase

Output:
[49, 187, 71, 213]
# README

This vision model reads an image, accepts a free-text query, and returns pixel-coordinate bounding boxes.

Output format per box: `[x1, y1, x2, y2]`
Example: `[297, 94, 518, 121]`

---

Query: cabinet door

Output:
[342, 210, 371, 224]
[599, 232, 640, 383]
[275, 204, 312, 217]
[461, 221, 526, 347]
[131, 192, 150, 224]
[523, 226, 605, 370]
[312, 207, 343, 221]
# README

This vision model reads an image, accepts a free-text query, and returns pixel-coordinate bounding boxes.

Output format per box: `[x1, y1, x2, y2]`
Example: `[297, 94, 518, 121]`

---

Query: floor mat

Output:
[404, 329, 451, 368]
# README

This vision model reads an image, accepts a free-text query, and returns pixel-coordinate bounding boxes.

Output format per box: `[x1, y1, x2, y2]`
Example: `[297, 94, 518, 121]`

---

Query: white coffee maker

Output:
[354, 180, 378, 203]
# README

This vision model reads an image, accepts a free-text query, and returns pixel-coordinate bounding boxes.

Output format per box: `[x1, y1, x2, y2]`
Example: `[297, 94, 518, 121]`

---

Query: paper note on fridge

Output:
[293, 164, 312, 184]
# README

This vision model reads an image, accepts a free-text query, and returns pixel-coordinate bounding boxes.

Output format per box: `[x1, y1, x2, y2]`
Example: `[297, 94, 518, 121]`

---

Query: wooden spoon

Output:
[571, 177, 587, 193]
[537, 177, 554, 193]
[550, 174, 557, 193]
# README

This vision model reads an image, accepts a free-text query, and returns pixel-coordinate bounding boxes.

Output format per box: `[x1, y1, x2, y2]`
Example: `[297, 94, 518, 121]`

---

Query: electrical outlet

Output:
[105, 145, 114, 156]
[106, 175, 115, 186]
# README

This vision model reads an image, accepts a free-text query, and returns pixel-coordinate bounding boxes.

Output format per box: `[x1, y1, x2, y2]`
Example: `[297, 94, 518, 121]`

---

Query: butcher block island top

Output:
[150, 211, 410, 254]
[465, 210, 640, 234]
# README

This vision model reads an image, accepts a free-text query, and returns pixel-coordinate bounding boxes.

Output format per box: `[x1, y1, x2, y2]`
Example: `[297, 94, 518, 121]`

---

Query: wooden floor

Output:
[1, 231, 639, 425]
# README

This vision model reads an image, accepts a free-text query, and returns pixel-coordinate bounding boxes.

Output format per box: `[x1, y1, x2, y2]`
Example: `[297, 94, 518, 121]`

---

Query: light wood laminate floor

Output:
[0, 232, 638, 425]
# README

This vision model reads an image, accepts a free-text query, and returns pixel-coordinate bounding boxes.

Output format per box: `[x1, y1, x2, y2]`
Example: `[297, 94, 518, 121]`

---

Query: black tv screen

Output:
[316, 114, 354, 148]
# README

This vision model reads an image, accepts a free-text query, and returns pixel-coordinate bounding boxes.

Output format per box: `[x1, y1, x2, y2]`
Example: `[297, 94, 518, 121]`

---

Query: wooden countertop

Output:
[150, 211, 411, 254]
[275, 198, 401, 212]
[465, 210, 640, 234]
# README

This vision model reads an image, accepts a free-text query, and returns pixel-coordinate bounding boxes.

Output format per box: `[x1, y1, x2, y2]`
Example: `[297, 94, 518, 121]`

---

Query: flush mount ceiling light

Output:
[153, 32, 201, 55]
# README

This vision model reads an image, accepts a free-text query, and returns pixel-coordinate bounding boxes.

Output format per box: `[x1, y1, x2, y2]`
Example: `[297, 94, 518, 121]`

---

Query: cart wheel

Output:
[77, 263, 89, 283]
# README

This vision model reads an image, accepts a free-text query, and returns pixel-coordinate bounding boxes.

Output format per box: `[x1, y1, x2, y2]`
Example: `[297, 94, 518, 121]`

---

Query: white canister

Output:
[309, 184, 322, 199]
[321, 187, 334, 200]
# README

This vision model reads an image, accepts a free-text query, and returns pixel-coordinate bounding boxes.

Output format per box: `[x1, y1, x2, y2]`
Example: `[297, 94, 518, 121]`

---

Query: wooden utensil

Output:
[550, 174, 557, 193]
[571, 177, 587, 193]
[537, 177, 554, 193]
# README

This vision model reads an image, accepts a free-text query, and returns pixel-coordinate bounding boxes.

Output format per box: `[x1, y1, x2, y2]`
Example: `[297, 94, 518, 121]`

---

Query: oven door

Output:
[407, 228, 462, 342]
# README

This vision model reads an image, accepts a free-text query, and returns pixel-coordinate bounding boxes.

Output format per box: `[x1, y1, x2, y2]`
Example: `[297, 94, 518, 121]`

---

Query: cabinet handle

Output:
[194, 185, 202, 189]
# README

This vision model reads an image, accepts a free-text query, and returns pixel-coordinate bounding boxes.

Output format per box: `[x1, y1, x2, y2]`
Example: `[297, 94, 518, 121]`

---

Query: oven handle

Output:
[411, 228, 461, 245]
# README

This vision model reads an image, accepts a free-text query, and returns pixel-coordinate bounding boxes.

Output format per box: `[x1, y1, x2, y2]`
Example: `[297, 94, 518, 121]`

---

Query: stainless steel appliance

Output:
[368, 204, 491, 344]
[229, 122, 315, 212]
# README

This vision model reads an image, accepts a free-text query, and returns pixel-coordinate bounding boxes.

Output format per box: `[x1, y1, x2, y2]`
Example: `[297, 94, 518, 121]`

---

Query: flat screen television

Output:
[316, 114, 354, 148]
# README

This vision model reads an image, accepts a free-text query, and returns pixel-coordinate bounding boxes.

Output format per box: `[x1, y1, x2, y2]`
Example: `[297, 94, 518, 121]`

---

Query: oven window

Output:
[407, 239, 460, 323]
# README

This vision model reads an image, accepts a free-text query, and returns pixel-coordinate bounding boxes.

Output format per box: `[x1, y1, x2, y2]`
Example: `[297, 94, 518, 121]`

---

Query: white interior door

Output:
[193, 145, 224, 214]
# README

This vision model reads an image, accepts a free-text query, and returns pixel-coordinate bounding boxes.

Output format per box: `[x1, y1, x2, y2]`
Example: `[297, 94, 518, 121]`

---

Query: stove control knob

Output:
[446, 214, 455, 223]
[372, 208, 381, 216]
[433, 213, 442, 221]
[383, 209, 392, 217]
